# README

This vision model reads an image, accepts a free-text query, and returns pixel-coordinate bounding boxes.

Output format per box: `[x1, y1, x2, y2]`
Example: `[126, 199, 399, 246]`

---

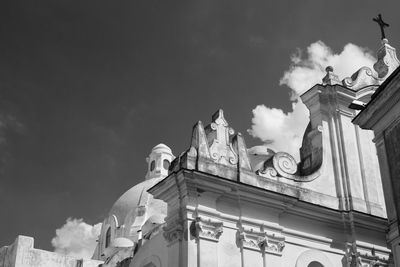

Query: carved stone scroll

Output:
[257, 152, 320, 182]
[342, 67, 380, 90]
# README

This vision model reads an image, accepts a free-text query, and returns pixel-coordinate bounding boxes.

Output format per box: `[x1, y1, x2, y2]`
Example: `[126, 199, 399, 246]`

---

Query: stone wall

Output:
[0, 236, 102, 267]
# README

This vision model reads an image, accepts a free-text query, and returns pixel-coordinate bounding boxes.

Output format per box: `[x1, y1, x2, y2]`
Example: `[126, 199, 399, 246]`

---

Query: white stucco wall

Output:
[0, 236, 102, 267]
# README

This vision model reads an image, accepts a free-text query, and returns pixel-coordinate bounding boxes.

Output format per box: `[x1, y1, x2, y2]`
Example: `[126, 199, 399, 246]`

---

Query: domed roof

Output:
[109, 177, 165, 224]
[151, 143, 173, 154]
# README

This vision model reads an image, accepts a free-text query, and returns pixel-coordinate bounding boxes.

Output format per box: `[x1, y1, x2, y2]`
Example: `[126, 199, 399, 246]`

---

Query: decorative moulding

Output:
[257, 152, 320, 182]
[237, 226, 285, 255]
[189, 216, 223, 242]
[373, 38, 400, 79]
[346, 243, 390, 267]
[205, 109, 238, 166]
[295, 249, 333, 267]
[342, 67, 380, 91]
[163, 219, 185, 244]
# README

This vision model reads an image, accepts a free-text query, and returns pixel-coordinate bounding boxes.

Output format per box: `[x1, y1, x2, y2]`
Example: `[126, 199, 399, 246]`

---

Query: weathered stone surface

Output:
[0, 236, 103, 267]
[354, 65, 400, 266]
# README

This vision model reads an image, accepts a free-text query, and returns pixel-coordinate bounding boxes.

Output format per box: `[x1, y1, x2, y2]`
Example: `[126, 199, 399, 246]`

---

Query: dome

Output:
[109, 177, 165, 224]
[151, 143, 173, 155]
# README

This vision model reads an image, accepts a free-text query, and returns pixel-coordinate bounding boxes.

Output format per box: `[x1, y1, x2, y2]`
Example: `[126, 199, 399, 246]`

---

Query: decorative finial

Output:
[373, 14, 389, 40]
[206, 109, 238, 166]
[322, 66, 340, 85]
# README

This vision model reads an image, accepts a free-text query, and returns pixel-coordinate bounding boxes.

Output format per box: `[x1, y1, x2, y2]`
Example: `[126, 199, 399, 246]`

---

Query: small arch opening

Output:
[308, 261, 324, 267]
[150, 160, 155, 171]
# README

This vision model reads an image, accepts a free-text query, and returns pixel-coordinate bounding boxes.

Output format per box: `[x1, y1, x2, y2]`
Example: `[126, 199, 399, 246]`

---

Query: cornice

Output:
[354, 67, 400, 130]
[189, 216, 223, 242]
[149, 169, 388, 233]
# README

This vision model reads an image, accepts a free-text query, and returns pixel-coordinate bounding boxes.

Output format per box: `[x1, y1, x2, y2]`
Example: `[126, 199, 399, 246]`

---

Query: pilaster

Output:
[190, 216, 223, 267]
[300, 84, 386, 217]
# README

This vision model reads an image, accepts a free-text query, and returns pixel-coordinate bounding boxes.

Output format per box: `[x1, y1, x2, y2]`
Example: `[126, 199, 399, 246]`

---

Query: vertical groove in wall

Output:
[354, 125, 371, 213]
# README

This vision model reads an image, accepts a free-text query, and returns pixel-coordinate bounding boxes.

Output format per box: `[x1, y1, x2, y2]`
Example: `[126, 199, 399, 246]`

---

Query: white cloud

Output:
[248, 41, 376, 161]
[248, 99, 309, 160]
[52, 218, 102, 259]
[280, 41, 376, 95]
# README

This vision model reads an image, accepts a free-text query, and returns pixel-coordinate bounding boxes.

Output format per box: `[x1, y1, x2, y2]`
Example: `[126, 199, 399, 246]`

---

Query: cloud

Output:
[280, 41, 376, 95]
[52, 218, 102, 259]
[248, 100, 309, 160]
[248, 41, 376, 161]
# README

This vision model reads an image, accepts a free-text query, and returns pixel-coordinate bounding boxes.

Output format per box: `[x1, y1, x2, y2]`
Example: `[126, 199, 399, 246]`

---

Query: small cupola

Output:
[145, 144, 174, 180]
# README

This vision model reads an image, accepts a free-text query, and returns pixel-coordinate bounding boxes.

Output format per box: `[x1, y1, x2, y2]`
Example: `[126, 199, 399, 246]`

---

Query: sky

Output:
[1, 0, 400, 255]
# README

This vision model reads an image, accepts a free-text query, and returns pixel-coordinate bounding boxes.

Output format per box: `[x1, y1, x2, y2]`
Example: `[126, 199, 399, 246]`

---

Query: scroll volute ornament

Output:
[258, 151, 320, 182]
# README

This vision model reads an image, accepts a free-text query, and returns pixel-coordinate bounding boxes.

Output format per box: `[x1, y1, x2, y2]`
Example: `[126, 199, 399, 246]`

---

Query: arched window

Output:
[150, 160, 156, 171]
[308, 261, 324, 267]
[105, 227, 111, 248]
[163, 159, 170, 170]
[296, 249, 333, 267]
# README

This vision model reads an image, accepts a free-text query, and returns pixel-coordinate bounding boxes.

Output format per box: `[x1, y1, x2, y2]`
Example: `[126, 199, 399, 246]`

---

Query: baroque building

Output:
[1, 36, 400, 267]
[353, 56, 400, 265]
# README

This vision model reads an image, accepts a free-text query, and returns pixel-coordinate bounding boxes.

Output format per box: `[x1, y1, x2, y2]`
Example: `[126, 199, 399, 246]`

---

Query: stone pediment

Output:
[170, 109, 321, 183]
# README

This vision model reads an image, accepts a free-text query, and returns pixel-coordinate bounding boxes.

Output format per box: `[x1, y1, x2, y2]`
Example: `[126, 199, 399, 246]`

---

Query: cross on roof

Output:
[373, 14, 389, 40]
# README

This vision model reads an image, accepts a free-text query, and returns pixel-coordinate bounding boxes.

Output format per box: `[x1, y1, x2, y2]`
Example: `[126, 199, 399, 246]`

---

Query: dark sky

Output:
[0, 0, 399, 251]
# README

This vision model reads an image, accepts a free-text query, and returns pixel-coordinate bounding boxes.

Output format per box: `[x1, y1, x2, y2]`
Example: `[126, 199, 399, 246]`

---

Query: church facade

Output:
[354, 56, 400, 265]
[1, 37, 400, 267]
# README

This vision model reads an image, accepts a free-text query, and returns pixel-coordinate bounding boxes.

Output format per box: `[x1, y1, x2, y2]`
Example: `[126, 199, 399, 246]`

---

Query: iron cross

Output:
[373, 14, 389, 40]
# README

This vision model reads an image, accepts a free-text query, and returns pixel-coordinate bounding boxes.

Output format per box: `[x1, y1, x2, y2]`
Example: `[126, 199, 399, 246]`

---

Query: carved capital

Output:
[237, 227, 285, 255]
[190, 217, 223, 242]
[347, 244, 389, 267]
[163, 219, 184, 244]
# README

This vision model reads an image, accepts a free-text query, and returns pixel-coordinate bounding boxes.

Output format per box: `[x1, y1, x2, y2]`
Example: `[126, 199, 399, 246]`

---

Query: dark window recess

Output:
[150, 160, 156, 171]
[163, 159, 170, 170]
[105, 227, 111, 248]
[308, 262, 324, 267]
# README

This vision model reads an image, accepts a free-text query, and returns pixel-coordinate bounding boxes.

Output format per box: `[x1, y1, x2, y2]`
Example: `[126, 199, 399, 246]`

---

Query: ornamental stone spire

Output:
[373, 38, 400, 79]
[371, 14, 399, 81]
[205, 109, 238, 166]
[323, 15, 399, 90]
